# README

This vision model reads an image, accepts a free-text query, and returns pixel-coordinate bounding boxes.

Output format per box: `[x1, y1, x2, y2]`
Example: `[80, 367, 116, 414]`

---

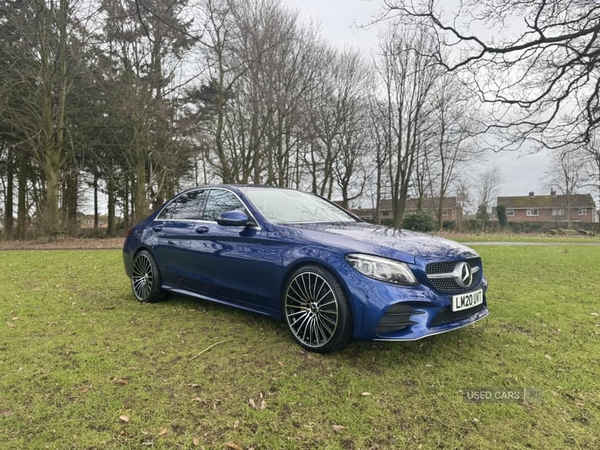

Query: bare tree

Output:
[582, 132, 600, 222]
[475, 165, 503, 231]
[453, 177, 472, 232]
[543, 148, 586, 229]
[426, 73, 480, 229]
[308, 48, 371, 201]
[381, 0, 600, 148]
[373, 24, 440, 227]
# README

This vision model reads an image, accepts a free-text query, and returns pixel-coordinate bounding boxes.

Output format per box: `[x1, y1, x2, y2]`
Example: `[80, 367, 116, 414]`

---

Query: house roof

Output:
[352, 208, 374, 217]
[380, 197, 457, 211]
[497, 193, 596, 209]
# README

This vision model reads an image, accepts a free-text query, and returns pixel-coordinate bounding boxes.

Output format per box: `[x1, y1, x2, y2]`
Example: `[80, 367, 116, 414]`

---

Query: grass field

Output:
[436, 232, 600, 243]
[1, 246, 599, 449]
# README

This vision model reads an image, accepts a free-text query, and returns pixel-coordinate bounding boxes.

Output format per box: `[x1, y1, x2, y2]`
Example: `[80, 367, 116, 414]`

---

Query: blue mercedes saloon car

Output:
[123, 185, 488, 352]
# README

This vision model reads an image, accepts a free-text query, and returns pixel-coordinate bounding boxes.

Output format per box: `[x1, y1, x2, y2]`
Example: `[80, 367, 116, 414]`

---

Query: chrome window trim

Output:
[156, 188, 209, 221]
[155, 187, 262, 230]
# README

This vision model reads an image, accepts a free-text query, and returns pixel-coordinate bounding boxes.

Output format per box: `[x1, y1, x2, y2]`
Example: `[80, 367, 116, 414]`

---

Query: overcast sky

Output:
[281, 0, 553, 198]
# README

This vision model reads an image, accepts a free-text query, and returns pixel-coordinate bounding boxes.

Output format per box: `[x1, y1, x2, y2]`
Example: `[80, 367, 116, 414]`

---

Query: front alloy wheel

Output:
[284, 266, 352, 353]
[131, 250, 164, 303]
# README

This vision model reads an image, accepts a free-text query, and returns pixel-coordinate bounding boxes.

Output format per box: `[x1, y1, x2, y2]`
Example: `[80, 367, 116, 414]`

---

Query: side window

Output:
[172, 190, 207, 220]
[157, 200, 177, 220]
[203, 189, 245, 222]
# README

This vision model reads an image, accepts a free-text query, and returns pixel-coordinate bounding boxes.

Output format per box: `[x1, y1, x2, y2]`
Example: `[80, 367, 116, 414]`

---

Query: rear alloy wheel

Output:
[284, 265, 352, 353]
[131, 250, 165, 303]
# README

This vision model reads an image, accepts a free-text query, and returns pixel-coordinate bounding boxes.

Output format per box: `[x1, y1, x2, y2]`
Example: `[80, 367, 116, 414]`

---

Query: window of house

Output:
[442, 210, 449, 216]
[527, 209, 539, 217]
[382, 211, 390, 217]
[506, 209, 514, 216]
[579, 208, 588, 215]
[552, 208, 565, 216]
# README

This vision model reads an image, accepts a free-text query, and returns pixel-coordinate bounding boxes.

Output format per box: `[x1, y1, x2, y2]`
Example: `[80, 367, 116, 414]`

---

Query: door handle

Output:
[152, 225, 163, 232]
[195, 226, 209, 234]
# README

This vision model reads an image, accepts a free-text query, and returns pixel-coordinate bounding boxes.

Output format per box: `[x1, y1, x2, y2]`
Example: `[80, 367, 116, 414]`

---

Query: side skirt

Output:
[161, 283, 281, 320]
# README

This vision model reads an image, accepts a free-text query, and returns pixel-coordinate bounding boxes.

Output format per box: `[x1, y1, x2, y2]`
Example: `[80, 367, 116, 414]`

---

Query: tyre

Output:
[131, 250, 165, 303]
[283, 265, 353, 353]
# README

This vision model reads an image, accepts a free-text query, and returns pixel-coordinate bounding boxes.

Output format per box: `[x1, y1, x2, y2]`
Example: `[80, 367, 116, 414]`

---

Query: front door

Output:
[186, 188, 282, 314]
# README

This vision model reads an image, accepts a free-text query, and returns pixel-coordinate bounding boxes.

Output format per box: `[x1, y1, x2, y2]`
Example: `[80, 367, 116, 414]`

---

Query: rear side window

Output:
[171, 190, 207, 220]
[203, 189, 245, 222]
[157, 200, 177, 220]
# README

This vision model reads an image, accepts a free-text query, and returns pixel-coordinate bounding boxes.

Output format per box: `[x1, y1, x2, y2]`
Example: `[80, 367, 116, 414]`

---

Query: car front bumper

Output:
[345, 272, 489, 341]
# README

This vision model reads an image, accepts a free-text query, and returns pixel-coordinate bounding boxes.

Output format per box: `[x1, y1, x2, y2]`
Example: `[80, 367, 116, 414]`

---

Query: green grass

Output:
[1, 247, 599, 449]
[436, 232, 600, 243]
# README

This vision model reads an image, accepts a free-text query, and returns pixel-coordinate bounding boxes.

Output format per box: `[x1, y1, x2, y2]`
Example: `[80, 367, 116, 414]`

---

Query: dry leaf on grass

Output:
[113, 378, 129, 385]
[79, 386, 91, 394]
[332, 425, 345, 432]
[157, 428, 168, 437]
[119, 415, 130, 422]
[1, 408, 12, 417]
[192, 437, 200, 446]
[361, 392, 372, 396]
[260, 400, 266, 410]
[225, 442, 243, 450]
[6, 322, 15, 328]
[248, 399, 256, 409]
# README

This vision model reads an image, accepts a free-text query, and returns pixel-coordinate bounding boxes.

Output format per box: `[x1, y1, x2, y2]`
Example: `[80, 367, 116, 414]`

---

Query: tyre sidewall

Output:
[132, 250, 164, 303]
[284, 264, 353, 353]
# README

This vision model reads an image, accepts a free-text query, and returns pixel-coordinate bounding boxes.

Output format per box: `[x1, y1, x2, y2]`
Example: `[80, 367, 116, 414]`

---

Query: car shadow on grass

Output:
[148, 292, 488, 370]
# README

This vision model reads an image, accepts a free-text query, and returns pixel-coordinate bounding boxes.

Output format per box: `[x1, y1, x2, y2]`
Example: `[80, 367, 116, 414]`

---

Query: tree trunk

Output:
[124, 179, 130, 228]
[39, 0, 69, 235]
[65, 165, 78, 234]
[16, 150, 28, 239]
[4, 147, 14, 237]
[107, 177, 116, 236]
[93, 173, 99, 229]
[135, 152, 147, 222]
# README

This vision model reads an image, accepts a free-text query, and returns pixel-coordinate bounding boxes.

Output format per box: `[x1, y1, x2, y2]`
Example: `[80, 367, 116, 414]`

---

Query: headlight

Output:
[345, 253, 418, 286]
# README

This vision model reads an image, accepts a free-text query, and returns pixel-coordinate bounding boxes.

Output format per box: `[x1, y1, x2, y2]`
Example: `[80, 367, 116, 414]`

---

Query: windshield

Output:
[241, 188, 358, 224]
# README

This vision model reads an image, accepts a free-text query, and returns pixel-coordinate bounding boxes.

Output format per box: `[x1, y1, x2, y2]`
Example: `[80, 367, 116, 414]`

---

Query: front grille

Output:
[426, 261, 458, 275]
[426, 258, 480, 275]
[429, 278, 463, 292]
[430, 303, 485, 326]
[426, 258, 481, 293]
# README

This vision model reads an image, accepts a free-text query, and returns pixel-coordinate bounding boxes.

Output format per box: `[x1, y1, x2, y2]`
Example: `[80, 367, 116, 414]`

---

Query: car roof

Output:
[182, 184, 301, 193]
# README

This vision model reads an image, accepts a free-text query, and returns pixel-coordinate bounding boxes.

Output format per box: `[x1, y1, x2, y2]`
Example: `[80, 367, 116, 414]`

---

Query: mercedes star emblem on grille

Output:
[454, 261, 473, 288]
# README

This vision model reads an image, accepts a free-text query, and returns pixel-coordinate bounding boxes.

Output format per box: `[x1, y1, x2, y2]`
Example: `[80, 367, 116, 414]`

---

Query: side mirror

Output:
[216, 210, 251, 227]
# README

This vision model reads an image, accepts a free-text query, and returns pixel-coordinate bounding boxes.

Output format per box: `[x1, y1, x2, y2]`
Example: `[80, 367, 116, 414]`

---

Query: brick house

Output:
[343, 197, 460, 222]
[495, 190, 598, 223]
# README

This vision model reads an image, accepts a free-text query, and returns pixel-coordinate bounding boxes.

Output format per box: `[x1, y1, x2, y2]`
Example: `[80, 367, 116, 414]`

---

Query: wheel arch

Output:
[131, 246, 164, 281]
[279, 256, 356, 328]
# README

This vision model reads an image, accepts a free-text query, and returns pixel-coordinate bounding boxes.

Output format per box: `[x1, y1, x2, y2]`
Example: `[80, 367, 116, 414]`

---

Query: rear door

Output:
[151, 189, 207, 286]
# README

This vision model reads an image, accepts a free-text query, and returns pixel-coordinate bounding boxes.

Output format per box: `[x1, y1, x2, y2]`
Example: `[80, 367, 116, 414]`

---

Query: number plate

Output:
[452, 289, 483, 312]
